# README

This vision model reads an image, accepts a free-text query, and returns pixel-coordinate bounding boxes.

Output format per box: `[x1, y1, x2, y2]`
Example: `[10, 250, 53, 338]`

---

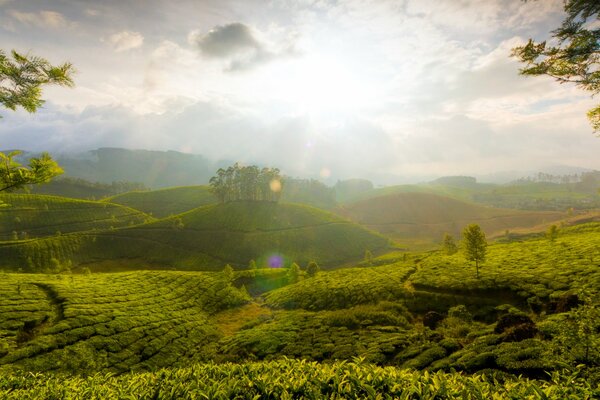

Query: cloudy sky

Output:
[0, 0, 598, 183]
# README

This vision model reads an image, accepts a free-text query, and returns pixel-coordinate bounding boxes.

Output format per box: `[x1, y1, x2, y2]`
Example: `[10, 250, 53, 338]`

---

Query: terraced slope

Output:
[337, 192, 566, 247]
[1, 224, 598, 377]
[105, 186, 216, 218]
[0, 202, 390, 271]
[0, 194, 152, 241]
[0, 271, 248, 373]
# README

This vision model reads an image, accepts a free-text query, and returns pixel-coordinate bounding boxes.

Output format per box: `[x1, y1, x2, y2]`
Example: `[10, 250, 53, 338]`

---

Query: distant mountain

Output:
[52, 148, 215, 188]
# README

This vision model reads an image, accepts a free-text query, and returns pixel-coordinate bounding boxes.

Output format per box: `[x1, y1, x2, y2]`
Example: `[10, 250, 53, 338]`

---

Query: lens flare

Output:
[270, 179, 282, 193]
[268, 255, 283, 268]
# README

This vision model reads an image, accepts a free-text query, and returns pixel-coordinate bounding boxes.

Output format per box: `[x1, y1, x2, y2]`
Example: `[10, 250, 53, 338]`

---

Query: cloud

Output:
[8, 9, 68, 29]
[106, 30, 144, 52]
[189, 22, 297, 71]
[190, 23, 259, 57]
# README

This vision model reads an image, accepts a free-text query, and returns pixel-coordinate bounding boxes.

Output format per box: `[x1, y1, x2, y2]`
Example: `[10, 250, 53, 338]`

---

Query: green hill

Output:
[0, 223, 598, 380]
[336, 192, 566, 248]
[341, 179, 600, 211]
[105, 186, 216, 218]
[0, 201, 390, 271]
[0, 194, 152, 241]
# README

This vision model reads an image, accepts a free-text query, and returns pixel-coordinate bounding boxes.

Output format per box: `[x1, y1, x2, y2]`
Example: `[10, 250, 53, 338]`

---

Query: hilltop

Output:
[106, 186, 216, 218]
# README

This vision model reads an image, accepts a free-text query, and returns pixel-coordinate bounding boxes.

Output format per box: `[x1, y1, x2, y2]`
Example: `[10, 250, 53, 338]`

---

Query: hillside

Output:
[105, 186, 216, 218]
[0, 194, 152, 241]
[0, 201, 390, 271]
[336, 192, 566, 248]
[340, 178, 600, 211]
[0, 223, 598, 380]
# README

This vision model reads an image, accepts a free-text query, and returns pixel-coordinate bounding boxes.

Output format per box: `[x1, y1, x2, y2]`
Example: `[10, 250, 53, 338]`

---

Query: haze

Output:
[1, 0, 598, 183]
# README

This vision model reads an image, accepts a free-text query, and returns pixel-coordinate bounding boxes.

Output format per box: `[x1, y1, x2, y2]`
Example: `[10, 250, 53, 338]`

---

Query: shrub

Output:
[423, 311, 445, 329]
[494, 314, 534, 334]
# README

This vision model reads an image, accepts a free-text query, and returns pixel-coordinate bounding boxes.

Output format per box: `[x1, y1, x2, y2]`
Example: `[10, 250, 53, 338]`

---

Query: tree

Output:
[0, 49, 74, 192]
[511, 1, 600, 132]
[248, 259, 257, 270]
[222, 264, 234, 283]
[364, 249, 373, 266]
[208, 163, 283, 203]
[462, 224, 487, 279]
[306, 261, 320, 277]
[547, 224, 559, 242]
[287, 262, 300, 284]
[442, 233, 458, 255]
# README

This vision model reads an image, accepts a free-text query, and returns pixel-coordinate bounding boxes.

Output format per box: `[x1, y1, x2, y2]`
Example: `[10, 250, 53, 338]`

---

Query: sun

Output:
[255, 54, 376, 115]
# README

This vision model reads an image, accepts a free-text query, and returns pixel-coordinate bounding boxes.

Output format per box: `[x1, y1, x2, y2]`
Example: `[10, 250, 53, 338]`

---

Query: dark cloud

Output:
[191, 22, 260, 58]
[189, 22, 297, 71]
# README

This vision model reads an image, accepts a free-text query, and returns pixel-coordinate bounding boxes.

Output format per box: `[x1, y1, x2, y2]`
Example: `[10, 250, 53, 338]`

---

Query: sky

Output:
[0, 0, 599, 183]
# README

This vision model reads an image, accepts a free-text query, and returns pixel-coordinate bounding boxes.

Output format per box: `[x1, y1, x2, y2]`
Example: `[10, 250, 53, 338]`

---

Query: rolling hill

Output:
[336, 192, 567, 248]
[0, 201, 390, 272]
[105, 186, 216, 218]
[0, 222, 597, 384]
[0, 193, 152, 241]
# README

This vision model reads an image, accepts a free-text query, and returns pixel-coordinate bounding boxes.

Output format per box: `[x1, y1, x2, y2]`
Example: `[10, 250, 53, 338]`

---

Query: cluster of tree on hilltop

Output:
[209, 163, 282, 203]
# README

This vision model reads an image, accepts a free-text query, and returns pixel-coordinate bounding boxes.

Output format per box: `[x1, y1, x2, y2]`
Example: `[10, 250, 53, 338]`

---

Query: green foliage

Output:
[462, 224, 487, 278]
[286, 263, 300, 284]
[411, 222, 600, 302]
[306, 261, 320, 277]
[511, 0, 600, 132]
[0, 271, 247, 373]
[0, 49, 74, 192]
[0, 151, 63, 193]
[222, 264, 234, 282]
[0, 359, 597, 399]
[266, 263, 415, 310]
[442, 233, 458, 255]
[547, 224, 559, 242]
[248, 259, 257, 270]
[545, 293, 600, 366]
[209, 163, 282, 203]
[0, 49, 74, 115]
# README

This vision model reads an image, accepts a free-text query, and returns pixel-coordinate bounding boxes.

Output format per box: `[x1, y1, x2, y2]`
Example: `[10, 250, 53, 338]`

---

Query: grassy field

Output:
[105, 185, 216, 218]
[0, 201, 391, 271]
[0, 193, 152, 241]
[336, 192, 567, 249]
